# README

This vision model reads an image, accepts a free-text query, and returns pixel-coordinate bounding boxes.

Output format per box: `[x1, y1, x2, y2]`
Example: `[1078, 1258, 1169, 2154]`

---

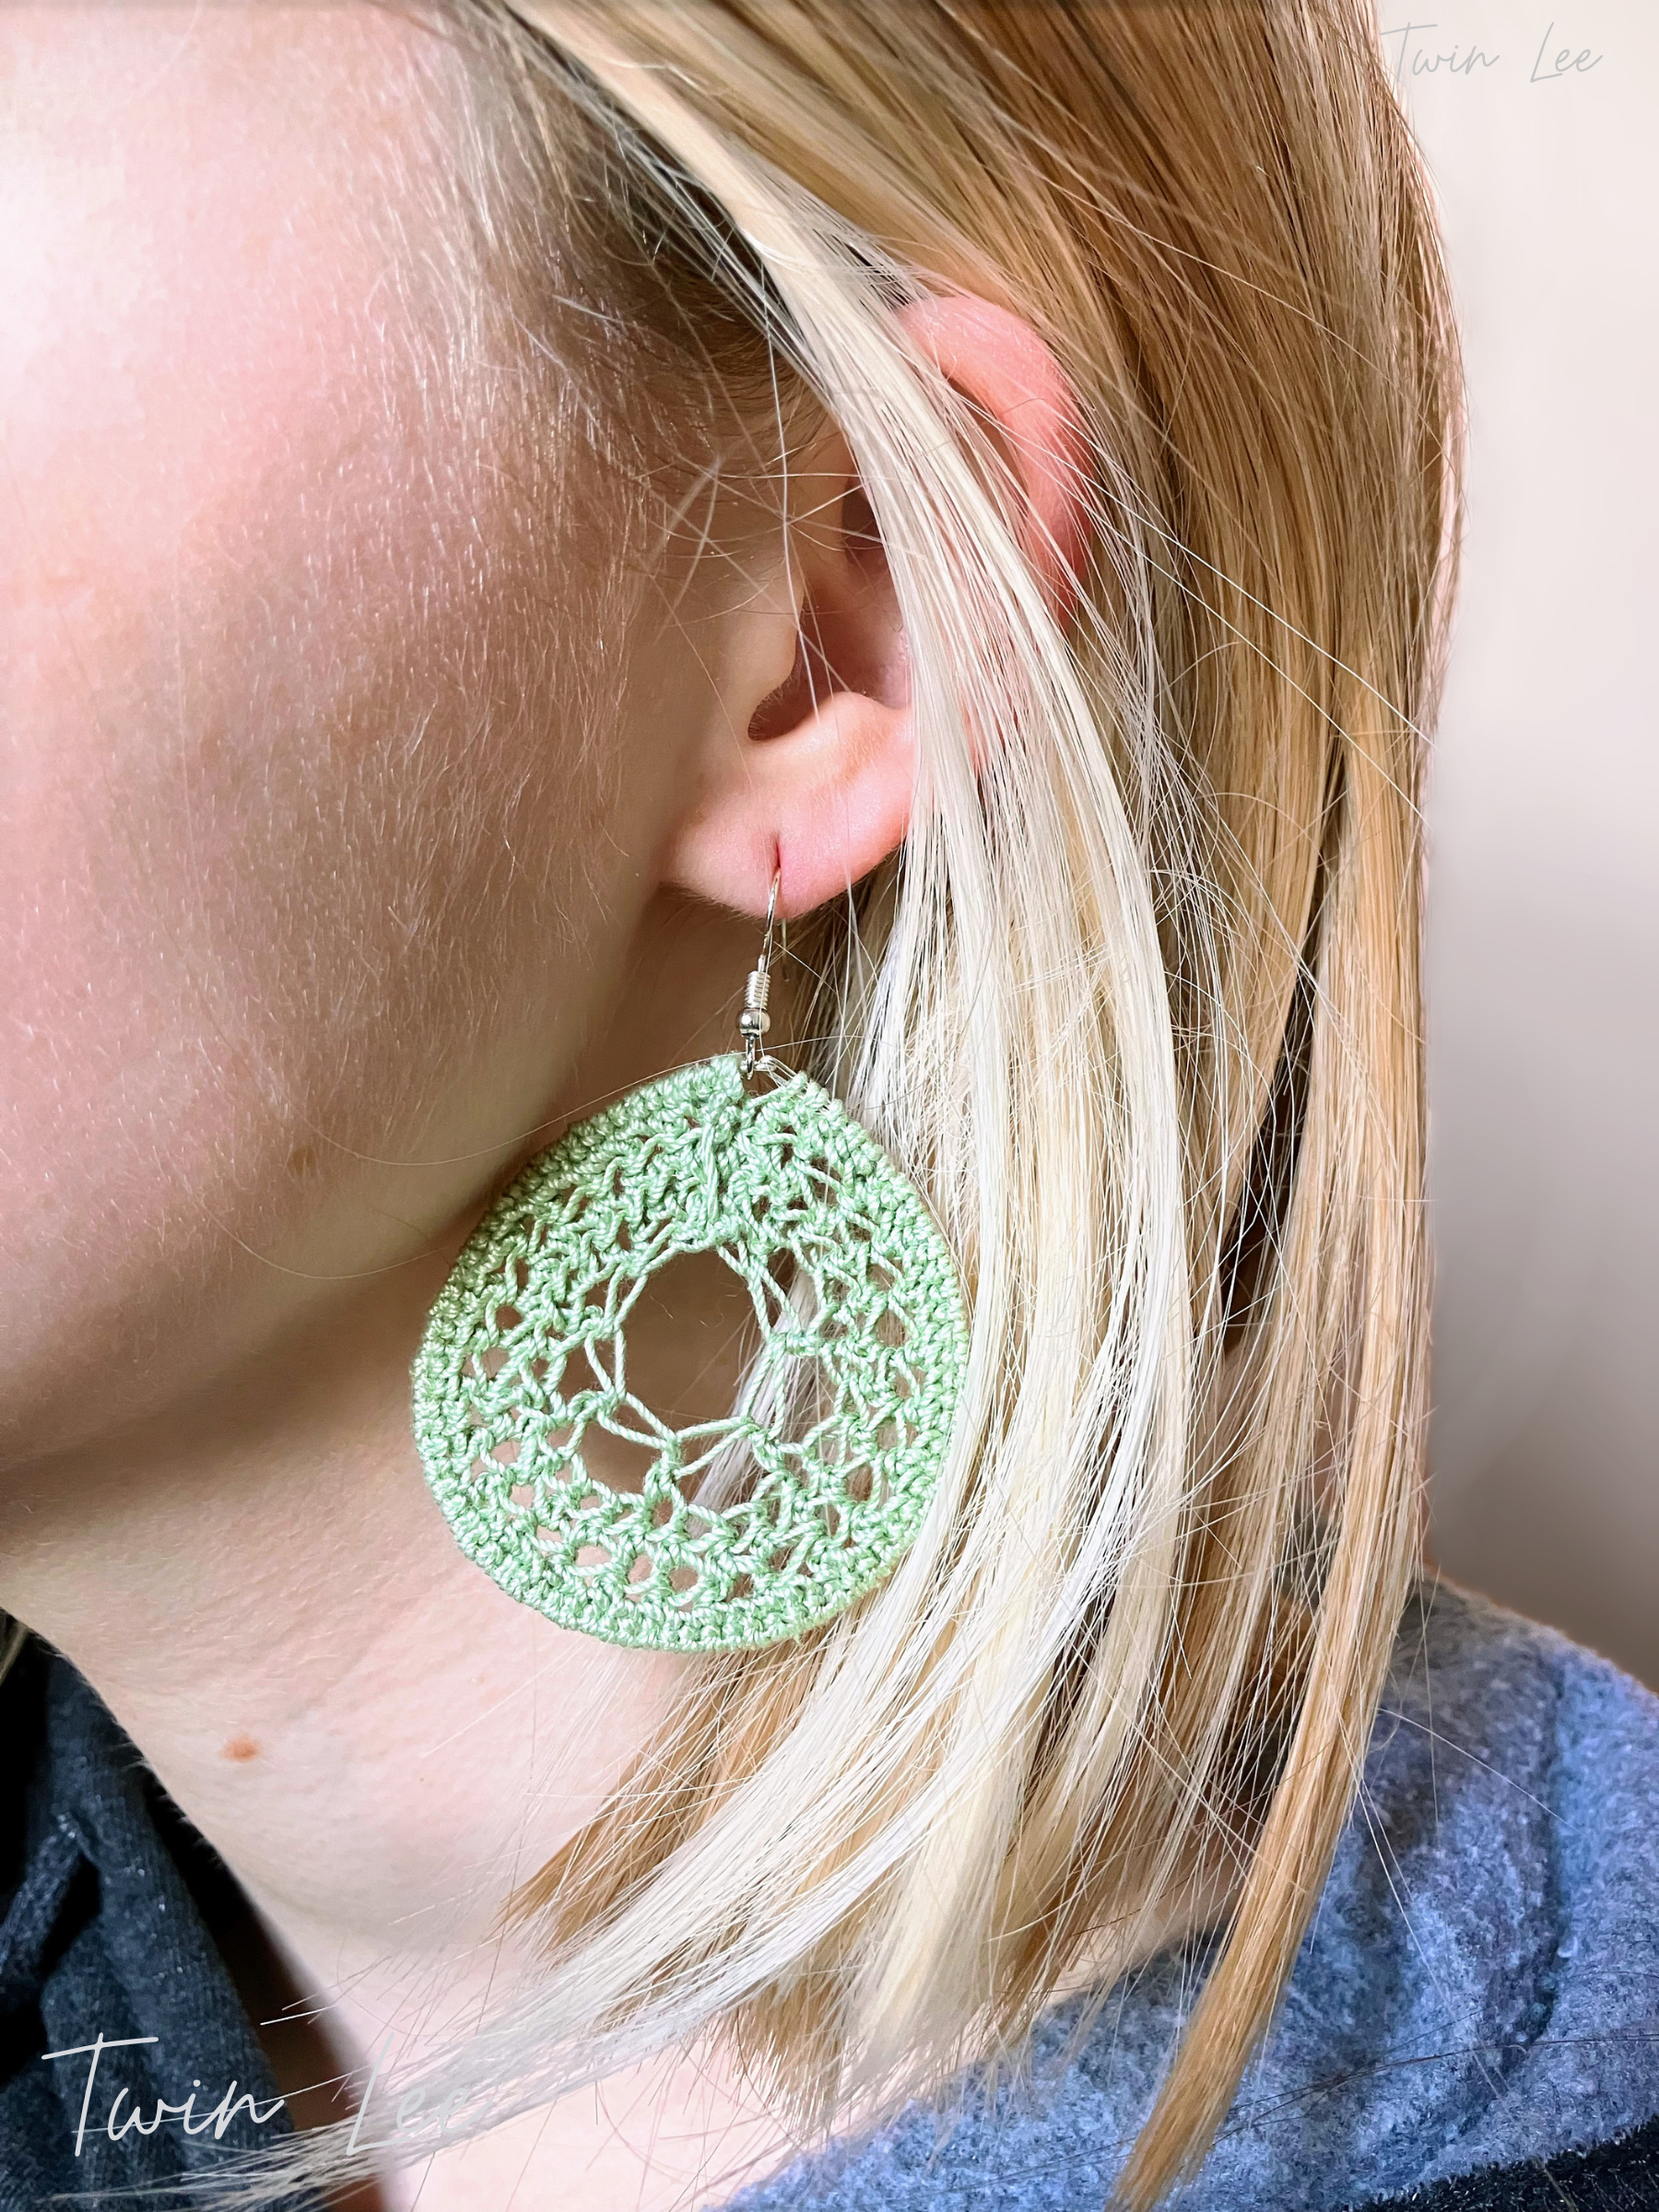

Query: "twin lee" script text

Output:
[44, 2034, 286, 2157]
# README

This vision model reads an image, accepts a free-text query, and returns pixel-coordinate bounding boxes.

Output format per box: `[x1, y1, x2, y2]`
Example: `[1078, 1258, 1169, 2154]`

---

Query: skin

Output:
[0, 7, 1080, 2207]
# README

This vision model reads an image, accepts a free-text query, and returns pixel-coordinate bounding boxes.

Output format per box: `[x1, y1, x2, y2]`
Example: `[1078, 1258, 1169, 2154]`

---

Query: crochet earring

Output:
[411, 871, 970, 1653]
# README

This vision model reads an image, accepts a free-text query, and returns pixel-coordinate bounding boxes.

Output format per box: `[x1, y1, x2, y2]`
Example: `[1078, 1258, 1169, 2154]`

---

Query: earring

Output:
[411, 872, 970, 1653]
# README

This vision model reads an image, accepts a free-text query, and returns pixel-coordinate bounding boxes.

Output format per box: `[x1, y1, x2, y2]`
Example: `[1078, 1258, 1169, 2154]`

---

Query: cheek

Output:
[0, 9, 618, 1458]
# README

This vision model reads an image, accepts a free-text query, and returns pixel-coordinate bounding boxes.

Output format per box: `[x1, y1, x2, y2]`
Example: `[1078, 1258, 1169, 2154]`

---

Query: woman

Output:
[1, 4, 1654, 2208]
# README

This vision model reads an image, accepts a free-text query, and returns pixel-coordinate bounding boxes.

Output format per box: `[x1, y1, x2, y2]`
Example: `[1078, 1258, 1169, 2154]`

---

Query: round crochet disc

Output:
[412, 1054, 969, 1653]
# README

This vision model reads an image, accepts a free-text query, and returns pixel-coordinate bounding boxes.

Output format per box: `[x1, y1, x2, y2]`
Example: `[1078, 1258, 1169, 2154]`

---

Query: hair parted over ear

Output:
[200, 4, 1459, 2206]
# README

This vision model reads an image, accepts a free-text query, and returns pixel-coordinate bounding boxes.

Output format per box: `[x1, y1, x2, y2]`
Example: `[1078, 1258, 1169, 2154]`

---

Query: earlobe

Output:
[658, 295, 1089, 923]
[769, 689, 916, 919]
[660, 688, 915, 925]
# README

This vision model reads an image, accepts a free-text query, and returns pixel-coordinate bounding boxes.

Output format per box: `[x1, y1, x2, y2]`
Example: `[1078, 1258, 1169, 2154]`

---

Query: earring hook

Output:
[739, 865, 785, 1080]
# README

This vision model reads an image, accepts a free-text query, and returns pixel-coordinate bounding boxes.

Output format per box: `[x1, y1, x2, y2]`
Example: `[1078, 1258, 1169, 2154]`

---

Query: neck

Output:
[0, 888, 806, 2209]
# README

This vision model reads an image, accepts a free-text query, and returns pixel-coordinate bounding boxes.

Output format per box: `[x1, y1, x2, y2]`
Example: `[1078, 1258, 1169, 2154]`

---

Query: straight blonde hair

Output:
[202, 1, 1460, 2203]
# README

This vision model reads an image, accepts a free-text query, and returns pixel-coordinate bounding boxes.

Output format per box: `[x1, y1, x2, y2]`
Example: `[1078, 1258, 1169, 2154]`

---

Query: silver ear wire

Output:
[738, 866, 785, 1078]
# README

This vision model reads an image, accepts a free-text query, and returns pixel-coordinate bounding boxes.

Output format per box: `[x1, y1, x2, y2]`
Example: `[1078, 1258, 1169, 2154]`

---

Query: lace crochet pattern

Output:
[412, 1053, 969, 1652]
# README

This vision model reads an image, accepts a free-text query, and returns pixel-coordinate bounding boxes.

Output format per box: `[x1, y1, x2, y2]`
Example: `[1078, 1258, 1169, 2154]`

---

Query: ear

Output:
[656, 295, 1089, 923]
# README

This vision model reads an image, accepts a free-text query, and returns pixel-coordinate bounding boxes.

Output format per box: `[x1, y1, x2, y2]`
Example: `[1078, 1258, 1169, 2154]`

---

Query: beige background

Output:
[1392, 6, 1658, 1683]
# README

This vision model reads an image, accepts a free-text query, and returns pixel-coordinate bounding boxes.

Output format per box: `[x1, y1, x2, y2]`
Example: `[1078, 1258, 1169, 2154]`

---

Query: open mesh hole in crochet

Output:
[543, 1245, 850, 1512]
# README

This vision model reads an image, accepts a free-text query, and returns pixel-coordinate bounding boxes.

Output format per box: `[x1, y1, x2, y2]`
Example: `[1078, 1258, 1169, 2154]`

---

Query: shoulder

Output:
[1324, 1580, 1659, 2188]
[717, 1583, 1659, 2211]
[1109, 1581, 1659, 2206]
[1333, 1574, 1659, 1984]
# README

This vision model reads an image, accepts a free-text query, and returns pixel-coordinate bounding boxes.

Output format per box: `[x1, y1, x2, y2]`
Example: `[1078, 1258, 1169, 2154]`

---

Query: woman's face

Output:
[1, 6, 697, 1468]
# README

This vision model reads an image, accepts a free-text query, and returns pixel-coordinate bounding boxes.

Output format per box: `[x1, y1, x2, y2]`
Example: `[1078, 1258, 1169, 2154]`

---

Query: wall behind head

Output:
[1396, 2, 1659, 1684]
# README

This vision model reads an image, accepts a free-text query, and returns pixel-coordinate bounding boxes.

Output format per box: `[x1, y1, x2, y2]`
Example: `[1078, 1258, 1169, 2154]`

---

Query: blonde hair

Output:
[204, 1, 1459, 2203]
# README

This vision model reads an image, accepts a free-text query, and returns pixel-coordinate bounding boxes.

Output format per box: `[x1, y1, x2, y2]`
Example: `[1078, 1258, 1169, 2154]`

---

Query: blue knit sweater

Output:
[719, 1582, 1659, 2210]
[2, 1583, 1655, 2210]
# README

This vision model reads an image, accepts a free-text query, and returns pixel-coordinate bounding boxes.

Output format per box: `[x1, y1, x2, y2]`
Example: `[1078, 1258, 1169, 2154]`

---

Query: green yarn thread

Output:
[412, 1053, 969, 1653]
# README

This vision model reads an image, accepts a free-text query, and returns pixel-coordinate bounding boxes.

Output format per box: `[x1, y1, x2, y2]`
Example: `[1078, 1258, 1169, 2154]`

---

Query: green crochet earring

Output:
[411, 873, 970, 1653]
